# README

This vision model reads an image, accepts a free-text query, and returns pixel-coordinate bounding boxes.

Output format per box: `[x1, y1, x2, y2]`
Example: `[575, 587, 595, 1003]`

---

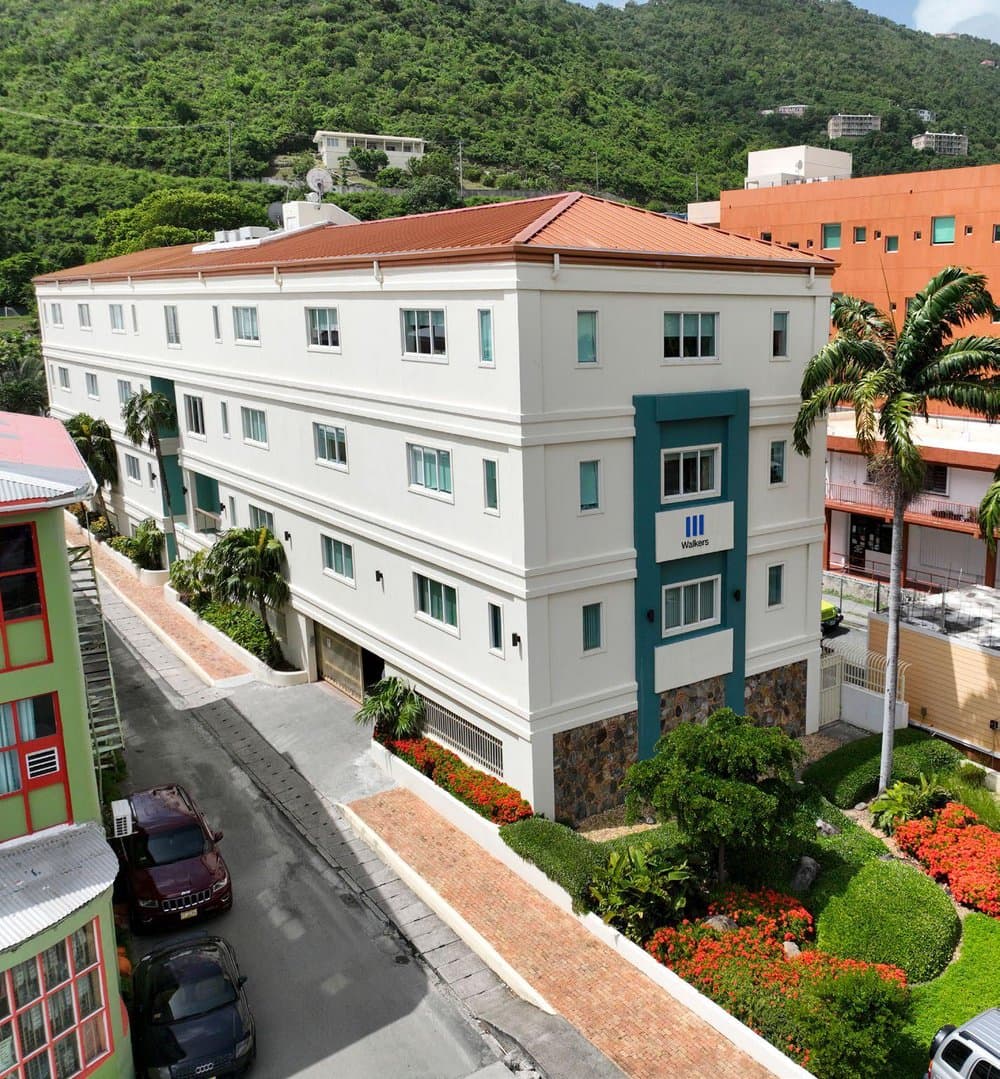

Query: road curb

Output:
[339, 801, 556, 1017]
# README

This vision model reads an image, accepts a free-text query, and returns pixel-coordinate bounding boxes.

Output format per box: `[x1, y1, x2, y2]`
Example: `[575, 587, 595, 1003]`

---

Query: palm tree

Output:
[978, 470, 1000, 557]
[122, 388, 178, 565]
[206, 527, 290, 664]
[794, 266, 1000, 794]
[64, 413, 118, 516]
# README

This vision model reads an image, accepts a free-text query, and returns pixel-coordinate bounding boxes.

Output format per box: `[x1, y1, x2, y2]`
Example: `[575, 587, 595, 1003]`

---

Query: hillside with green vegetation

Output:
[1, 0, 999, 297]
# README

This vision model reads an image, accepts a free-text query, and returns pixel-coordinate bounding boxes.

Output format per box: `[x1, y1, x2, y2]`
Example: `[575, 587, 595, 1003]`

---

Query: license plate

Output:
[179, 909, 198, 920]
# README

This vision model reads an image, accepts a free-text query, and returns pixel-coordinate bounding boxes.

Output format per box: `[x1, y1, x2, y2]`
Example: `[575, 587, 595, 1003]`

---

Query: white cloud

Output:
[914, 0, 1000, 39]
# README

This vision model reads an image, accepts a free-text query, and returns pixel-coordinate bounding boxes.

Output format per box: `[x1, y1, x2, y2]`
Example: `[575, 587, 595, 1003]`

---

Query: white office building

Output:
[36, 194, 831, 821]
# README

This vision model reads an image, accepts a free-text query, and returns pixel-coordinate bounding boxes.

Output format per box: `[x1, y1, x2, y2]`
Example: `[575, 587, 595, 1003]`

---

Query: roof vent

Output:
[110, 799, 134, 838]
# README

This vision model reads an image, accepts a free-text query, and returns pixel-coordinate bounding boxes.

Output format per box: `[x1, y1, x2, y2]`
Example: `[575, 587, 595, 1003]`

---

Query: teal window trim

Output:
[771, 311, 788, 358]
[576, 310, 598, 364]
[767, 563, 784, 608]
[488, 602, 503, 653]
[415, 573, 458, 630]
[478, 309, 494, 366]
[483, 459, 499, 513]
[581, 602, 603, 652]
[408, 443, 452, 497]
[579, 460, 600, 512]
[769, 440, 786, 486]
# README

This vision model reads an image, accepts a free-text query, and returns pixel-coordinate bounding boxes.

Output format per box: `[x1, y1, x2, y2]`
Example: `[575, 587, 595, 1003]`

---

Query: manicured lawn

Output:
[0, 315, 32, 334]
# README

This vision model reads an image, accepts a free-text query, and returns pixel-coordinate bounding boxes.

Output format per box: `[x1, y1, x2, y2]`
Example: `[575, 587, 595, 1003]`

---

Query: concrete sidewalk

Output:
[79, 523, 782, 1077]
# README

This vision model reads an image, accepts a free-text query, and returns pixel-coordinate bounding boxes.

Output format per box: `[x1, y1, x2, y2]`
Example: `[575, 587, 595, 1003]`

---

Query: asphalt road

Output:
[110, 629, 494, 1079]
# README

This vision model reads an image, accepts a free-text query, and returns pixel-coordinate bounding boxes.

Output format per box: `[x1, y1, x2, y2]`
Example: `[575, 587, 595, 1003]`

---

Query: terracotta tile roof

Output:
[37, 193, 830, 284]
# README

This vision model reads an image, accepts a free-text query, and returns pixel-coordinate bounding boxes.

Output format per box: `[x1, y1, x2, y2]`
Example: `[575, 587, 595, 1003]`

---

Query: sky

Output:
[573, 0, 1000, 42]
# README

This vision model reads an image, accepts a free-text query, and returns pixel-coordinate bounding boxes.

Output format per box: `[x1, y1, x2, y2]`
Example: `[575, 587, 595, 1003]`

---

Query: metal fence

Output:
[423, 699, 504, 778]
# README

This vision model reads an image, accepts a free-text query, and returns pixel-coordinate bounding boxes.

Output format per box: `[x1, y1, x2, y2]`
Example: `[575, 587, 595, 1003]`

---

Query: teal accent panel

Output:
[165, 532, 178, 562]
[150, 376, 179, 437]
[194, 472, 220, 513]
[633, 390, 750, 759]
[161, 454, 185, 516]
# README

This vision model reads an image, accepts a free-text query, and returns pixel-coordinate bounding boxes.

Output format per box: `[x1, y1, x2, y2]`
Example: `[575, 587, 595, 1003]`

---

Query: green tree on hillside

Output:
[0, 332, 46, 415]
[794, 268, 1000, 794]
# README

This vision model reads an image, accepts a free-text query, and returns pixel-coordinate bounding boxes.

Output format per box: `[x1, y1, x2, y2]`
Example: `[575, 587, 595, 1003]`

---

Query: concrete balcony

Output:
[825, 481, 981, 534]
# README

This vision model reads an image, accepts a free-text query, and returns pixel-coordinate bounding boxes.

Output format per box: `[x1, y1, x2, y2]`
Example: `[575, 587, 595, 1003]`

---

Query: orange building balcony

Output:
[825, 481, 980, 534]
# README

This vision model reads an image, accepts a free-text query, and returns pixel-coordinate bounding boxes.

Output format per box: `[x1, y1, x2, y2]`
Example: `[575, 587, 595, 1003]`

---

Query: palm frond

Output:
[978, 472, 1000, 556]
[877, 392, 924, 492]
[924, 383, 1000, 420]
[914, 337, 1000, 389]
[793, 384, 858, 455]
[830, 295, 896, 347]
[800, 337, 886, 399]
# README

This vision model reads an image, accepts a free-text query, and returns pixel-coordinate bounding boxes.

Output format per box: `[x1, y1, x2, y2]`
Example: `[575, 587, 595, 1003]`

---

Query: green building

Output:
[0, 413, 132, 1079]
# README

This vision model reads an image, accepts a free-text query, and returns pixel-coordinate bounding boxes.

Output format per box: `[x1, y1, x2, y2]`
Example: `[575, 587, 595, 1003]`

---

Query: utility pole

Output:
[227, 120, 233, 182]
[595, 152, 599, 193]
[458, 138, 464, 197]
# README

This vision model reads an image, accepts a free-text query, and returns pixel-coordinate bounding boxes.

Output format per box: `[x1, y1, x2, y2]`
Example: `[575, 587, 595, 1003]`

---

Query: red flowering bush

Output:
[381, 734, 533, 825]
[896, 801, 1000, 916]
[645, 887, 907, 1078]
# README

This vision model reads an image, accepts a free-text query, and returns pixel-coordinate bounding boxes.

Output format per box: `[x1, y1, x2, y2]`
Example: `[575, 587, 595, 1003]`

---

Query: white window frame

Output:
[931, 215, 956, 246]
[240, 406, 268, 447]
[414, 572, 459, 633]
[124, 453, 141, 483]
[85, 372, 99, 400]
[117, 379, 132, 407]
[662, 575, 721, 637]
[314, 422, 348, 470]
[248, 504, 274, 532]
[407, 443, 453, 500]
[77, 303, 91, 330]
[477, 308, 495, 367]
[487, 602, 504, 656]
[579, 459, 601, 515]
[321, 534, 356, 585]
[771, 311, 789, 359]
[131, 304, 139, 333]
[306, 307, 341, 351]
[220, 401, 230, 437]
[767, 563, 785, 610]
[147, 463, 156, 489]
[482, 458, 499, 515]
[164, 305, 181, 346]
[576, 309, 599, 366]
[663, 312, 719, 363]
[581, 601, 604, 655]
[57, 366, 70, 391]
[661, 444, 721, 504]
[50, 302, 63, 327]
[183, 394, 206, 437]
[768, 439, 787, 487]
[212, 305, 222, 343]
[401, 308, 447, 361]
[109, 303, 125, 333]
[232, 305, 260, 344]
[821, 223, 842, 250]
[227, 496, 237, 525]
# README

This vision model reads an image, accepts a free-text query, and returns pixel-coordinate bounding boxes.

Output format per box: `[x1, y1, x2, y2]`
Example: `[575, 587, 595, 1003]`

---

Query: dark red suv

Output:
[116, 785, 232, 931]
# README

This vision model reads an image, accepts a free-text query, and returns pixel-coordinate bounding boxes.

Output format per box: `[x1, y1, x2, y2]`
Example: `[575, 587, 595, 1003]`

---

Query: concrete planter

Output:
[369, 739, 811, 1079]
[97, 539, 170, 586]
[163, 585, 309, 687]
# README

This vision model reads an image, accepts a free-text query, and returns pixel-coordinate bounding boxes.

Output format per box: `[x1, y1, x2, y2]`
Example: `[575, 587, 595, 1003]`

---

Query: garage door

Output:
[315, 624, 363, 701]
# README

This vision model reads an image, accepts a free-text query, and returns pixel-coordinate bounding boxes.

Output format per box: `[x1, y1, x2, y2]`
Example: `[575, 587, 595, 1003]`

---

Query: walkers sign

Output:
[655, 502, 734, 562]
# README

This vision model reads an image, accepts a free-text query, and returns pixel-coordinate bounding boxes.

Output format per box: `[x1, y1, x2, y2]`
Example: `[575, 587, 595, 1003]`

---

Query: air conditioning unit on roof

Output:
[110, 799, 134, 838]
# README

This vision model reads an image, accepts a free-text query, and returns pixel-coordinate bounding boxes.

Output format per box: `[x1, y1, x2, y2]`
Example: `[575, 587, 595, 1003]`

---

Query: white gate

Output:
[819, 648, 910, 729]
[820, 651, 843, 725]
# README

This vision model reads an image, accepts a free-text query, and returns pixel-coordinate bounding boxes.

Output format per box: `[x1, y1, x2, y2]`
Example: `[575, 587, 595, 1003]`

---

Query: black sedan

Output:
[132, 935, 256, 1078]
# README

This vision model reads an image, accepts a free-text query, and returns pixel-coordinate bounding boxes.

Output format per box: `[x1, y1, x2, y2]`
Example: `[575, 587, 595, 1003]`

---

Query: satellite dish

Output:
[306, 192, 321, 204]
[795, 159, 804, 170]
[267, 201, 284, 226]
[306, 167, 334, 196]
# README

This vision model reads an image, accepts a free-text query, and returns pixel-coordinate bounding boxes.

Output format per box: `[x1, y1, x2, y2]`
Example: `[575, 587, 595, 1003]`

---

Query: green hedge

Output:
[199, 602, 272, 661]
[803, 729, 962, 808]
[499, 817, 682, 912]
[818, 859, 959, 983]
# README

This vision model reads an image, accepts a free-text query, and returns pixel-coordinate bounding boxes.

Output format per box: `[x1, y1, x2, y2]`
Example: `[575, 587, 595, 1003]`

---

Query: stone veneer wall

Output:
[552, 711, 637, 825]
[659, 674, 727, 735]
[743, 659, 808, 737]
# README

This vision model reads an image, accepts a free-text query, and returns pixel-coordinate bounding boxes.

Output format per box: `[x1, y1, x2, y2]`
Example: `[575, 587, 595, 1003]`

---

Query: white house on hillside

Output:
[35, 194, 832, 821]
[313, 130, 426, 171]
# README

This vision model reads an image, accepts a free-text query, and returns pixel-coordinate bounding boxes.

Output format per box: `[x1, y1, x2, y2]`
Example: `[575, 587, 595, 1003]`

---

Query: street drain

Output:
[394, 954, 410, 964]
[338, 892, 359, 908]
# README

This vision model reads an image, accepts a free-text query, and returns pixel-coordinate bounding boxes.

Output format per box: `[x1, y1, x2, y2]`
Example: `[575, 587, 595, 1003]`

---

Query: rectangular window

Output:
[478, 309, 494, 366]
[994, 224, 1000, 243]
[248, 504, 274, 531]
[767, 563, 784, 608]
[109, 303, 125, 332]
[769, 440, 787, 485]
[407, 444, 452, 495]
[314, 423, 348, 468]
[164, 305, 180, 345]
[922, 463, 948, 495]
[581, 602, 603, 652]
[0, 524, 43, 628]
[117, 378, 132, 406]
[85, 372, 99, 399]
[131, 303, 139, 333]
[57, 366, 69, 390]
[233, 305, 260, 342]
[579, 460, 600, 512]
[772, 311, 788, 357]
[227, 496, 237, 524]
[821, 223, 841, 250]
[662, 445, 720, 502]
[240, 406, 268, 445]
[183, 394, 205, 436]
[853, 226, 867, 244]
[931, 216, 955, 245]
[663, 312, 717, 360]
[576, 310, 598, 364]
[148, 463, 155, 489]
[306, 307, 340, 348]
[220, 402, 229, 437]
[662, 575, 720, 636]
[212, 305, 222, 342]
[488, 603, 503, 653]
[125, 454, 141, 482]
[322, 535, 355, 582]
[50, 303, 63, 327]
[77, 303, 91, 329]
[402, 308, 446, 357]
[415, 573, 458, 628]
[885, 235, 899, 253]
[483, 459, 499, 512]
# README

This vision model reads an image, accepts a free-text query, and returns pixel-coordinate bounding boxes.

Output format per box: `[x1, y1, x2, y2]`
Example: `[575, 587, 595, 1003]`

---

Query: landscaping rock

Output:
[816, 817, 840, 837]
[854, 802, 868, 811]
[782, 940, 801, 960]
[790, 855, 820, 894]
[703, 914, 738, 933]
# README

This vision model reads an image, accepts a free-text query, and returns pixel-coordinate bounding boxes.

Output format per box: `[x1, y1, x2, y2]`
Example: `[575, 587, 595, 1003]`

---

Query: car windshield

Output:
[133, 824, 209, 867]
[148, 952, 237, 1023]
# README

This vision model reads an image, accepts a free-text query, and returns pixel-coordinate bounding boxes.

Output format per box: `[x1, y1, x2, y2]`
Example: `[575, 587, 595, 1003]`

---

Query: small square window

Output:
[965, 225, 974, 236]
[913, 230, 922, 241]
[582, 602, 602, 652]
[579, 460, 600, 512]
[85, 372, 99, 399]
[772, 312, 788, 358]
[821, 223, 841, 249]
[483, 459, 499, 513]
[760, 231, 772, 242]
[769, 440, 786, 485]
[885, 235, 899, 253]
[77, 303, 91, 329]
[993, 224, 1000, 243]
[931, 216, 955, 245]
[488, 602, 503, 653]
[767, 564, 784, 608]
[576, 311, 598, 364]
[873, 229, 881, 239]
[853, 226, 867, 244]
